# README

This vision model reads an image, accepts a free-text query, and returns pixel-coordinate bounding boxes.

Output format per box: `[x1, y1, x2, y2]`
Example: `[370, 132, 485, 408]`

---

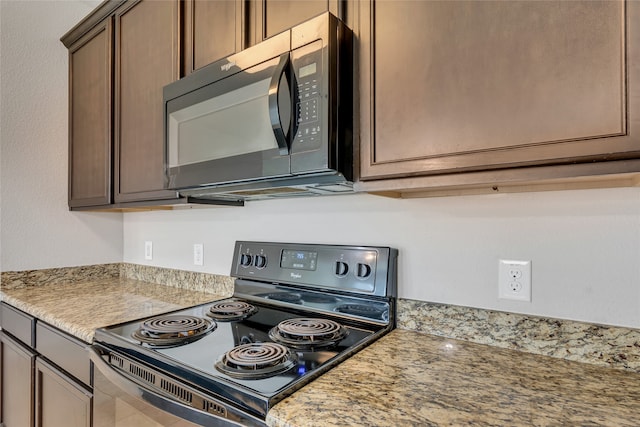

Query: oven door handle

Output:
[90, 347, 264, 427]
[268, 53, 292, 156]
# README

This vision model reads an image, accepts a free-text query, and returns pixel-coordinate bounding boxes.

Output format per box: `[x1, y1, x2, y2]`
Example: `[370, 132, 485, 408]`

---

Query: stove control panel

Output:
[231, 241, 397, 298]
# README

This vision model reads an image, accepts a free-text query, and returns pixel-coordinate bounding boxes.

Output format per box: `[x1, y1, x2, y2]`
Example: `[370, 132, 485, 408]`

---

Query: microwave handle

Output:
[268, 53, 291, 156]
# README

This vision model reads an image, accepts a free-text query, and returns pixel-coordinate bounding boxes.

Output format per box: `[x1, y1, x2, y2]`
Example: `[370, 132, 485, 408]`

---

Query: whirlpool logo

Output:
[290, 272, 302, 279]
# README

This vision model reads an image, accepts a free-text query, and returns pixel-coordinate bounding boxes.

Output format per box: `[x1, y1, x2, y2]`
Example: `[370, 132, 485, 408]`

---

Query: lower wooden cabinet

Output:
[0, 304, 92, 427]
[1, 331, 36, 427]
[36, 359, 92, 427]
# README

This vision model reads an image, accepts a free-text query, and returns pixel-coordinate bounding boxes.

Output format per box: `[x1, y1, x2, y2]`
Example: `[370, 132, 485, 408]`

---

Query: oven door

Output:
[90, 347, 264, 427]
[165, 50, 294, 191]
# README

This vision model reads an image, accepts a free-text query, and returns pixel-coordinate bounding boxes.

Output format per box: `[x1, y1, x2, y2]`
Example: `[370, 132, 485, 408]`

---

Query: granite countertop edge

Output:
[1, 276, 227, 343]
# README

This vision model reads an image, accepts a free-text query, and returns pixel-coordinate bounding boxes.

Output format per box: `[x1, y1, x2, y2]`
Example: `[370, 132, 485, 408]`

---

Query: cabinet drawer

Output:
[36, 322, 91, 386]
[1, 302, 35, 347]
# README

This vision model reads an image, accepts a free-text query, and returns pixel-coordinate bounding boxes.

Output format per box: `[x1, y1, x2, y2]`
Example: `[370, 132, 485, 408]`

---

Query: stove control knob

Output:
[356, 263, 372, 279]
[240, 254, 252, 267]
[335, 261, 349, 277]
[254, 255, 267, 269]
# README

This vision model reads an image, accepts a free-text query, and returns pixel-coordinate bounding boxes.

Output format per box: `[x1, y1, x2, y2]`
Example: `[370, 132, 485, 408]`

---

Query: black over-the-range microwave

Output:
[163, 13, 353, 203]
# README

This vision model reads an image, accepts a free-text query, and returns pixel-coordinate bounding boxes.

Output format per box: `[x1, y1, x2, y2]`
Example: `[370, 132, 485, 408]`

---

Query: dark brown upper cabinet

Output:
[63, 0, 345, 209]
[252, 0, 341, 44]
[63, 0, 181, 210]
[67, 19, 112, 208]
[356, 0, 640, 195]
[114, 0, 181, 203]
[183, 0, 342, 76]
[183, 0, 244, 75]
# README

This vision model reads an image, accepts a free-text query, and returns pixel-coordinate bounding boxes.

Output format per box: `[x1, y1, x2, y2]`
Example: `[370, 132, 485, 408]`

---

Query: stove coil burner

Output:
[207, 300, 257, 322]
[215, 342, 297, 379]
[334, 303, 389, 322]
[131, 315, 216, 347]
[269, 318, 348, 349]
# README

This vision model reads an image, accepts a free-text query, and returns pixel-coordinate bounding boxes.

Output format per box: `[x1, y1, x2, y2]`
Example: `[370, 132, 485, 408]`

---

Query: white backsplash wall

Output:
[124, 188, 640, 329]
[0, 0, 122, 271]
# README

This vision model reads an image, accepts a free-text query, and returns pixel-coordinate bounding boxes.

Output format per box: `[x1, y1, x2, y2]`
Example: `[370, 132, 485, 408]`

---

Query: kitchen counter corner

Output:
[1, 277, 224, 343]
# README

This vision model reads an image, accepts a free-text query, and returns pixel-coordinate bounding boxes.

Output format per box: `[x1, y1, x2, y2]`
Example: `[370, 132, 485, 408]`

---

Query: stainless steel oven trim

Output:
[90, 346, 265, 427]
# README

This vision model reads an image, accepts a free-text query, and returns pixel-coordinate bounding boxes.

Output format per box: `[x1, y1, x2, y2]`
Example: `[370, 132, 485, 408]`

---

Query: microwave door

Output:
[166, 54, 293, 190]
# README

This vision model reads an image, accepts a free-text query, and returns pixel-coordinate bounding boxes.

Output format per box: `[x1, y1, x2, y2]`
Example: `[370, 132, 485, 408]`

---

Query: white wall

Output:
[0, 0, 122, 271]
[2, 1, 639, 330]
[124, 188, 640, 329]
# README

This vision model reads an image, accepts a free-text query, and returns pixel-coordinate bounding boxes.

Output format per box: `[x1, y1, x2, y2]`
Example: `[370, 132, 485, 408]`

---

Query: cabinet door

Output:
[252, 0, 341, 44]
[35, 358, 91, 427]
[359, 0, 640, 182]
[1, 332, 35, 427]
[68, 19, 113, 208]
[114, 0, 181, 203]
[183, 0, 244, 75]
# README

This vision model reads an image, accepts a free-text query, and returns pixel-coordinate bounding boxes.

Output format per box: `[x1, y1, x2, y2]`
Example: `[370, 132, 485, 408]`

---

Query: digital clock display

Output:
[299, 62, 317, 78]
[281, 250, 317, 271]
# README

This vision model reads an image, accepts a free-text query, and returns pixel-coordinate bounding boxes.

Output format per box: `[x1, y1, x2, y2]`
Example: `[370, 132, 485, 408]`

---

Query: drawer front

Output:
[36, 322, 91, 386]
[1, 302, 35, 347]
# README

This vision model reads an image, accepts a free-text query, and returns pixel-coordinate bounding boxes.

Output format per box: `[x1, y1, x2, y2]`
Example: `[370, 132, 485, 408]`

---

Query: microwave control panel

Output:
[292, 41, 323, 152]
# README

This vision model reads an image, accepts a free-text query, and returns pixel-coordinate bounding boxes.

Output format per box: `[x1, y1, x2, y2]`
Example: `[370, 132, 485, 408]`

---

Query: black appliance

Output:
[91, 241, 398, 426]
[163, 13, 353, 202]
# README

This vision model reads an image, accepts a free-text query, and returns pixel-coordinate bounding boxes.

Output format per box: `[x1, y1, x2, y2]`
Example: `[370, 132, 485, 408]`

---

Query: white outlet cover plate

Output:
[193, 244, 204, 266]
[498, 259, 531, 302]
[144, 241, 153, 261]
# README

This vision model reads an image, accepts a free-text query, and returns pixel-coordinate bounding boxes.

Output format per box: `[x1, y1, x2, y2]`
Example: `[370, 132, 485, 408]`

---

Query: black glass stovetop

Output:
[94, 297, 383, 417]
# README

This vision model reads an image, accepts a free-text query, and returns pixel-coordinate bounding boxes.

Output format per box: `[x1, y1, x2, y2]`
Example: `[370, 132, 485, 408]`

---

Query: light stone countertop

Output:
[3, 266, 639, 426]
[267, 329, 640, 427]
[1, 277, 223, 343]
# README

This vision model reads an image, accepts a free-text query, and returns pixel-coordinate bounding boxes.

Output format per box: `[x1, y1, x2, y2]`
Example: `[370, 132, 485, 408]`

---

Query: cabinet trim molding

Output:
[60, 0, 125, 48]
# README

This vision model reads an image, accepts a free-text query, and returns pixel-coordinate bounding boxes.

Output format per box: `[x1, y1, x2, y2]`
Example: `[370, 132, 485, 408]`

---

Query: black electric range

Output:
[92, 241, 397, 426]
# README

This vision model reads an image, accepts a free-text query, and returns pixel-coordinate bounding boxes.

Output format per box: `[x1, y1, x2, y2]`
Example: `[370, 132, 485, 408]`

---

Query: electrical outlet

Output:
[144, 241, 153, 260]
[193, 244, 203, 266]
[498, 259, 531, 302]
